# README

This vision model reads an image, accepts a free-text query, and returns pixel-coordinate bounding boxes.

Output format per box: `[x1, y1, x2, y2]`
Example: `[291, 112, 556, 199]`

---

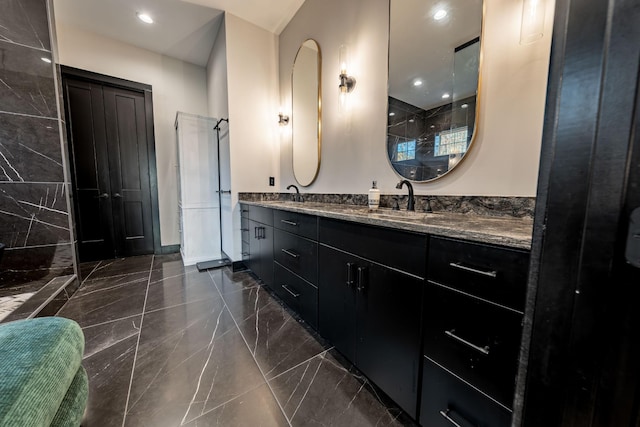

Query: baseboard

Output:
[232, 261, 247, 272]
[159, 245, 180, 254]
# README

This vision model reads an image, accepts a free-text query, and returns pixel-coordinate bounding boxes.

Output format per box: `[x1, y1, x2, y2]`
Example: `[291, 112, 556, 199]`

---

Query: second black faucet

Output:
[395, 180, 415, 211]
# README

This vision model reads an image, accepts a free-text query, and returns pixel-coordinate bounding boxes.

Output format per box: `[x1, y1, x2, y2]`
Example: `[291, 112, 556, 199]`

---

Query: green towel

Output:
[0, 317, 85, 426]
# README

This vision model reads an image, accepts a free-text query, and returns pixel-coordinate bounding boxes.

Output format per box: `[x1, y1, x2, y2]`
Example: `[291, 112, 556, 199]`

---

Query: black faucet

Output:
[286, 184, 302, 202]
[396, 180, 415, 211]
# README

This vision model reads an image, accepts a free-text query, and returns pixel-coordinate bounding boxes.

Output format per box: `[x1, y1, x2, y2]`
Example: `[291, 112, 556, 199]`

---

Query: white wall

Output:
[56, 23, 209, 246]
[279, 0, 554, 196]
[206, 18, 234, 259]
[206, 13, 280, 260]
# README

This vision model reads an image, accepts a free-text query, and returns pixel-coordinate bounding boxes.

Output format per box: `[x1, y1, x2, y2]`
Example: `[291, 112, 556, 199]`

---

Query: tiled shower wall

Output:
[0, 0, 76, 288]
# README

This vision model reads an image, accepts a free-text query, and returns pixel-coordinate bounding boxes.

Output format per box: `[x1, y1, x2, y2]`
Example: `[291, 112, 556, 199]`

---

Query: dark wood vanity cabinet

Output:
[239, 205, 531, 426]
[272, 210, 319, 328]
[420, 236, 530, 427]
[318, 218, 427, 419]
[241, 205, 274, 288]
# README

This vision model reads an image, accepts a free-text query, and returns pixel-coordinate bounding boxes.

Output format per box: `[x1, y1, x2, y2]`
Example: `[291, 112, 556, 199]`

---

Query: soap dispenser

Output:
[368, 181, 380, 210]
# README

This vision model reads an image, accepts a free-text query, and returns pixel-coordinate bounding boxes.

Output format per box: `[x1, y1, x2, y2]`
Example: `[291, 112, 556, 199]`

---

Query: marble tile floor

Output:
[0, 292, 34, 321]
[57, 254, 417, 427]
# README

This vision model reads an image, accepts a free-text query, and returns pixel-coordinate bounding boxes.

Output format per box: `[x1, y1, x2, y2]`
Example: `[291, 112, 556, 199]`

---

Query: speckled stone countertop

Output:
[240, 200, 534, 250]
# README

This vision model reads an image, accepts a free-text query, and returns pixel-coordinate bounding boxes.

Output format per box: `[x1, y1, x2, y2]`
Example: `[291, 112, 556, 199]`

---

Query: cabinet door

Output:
[259, 224, 274, 288]
[247, 220, 260, 276]
[318, 245, 357, 361]
[356, 262, 423, 418]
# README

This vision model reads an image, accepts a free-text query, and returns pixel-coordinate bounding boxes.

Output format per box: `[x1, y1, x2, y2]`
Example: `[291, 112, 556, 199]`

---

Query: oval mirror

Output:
[292, 39, 322, 186]
[387, 0, 483, 182]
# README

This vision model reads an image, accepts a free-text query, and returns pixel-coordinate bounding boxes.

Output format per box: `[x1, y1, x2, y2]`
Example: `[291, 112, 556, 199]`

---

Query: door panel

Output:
[64, 75, 155, 261]
[65, 79, 114, 260]
[102, 86, 154, 256]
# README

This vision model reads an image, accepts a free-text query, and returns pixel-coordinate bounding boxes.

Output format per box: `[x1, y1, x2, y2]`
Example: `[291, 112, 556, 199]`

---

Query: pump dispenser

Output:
[368, 181, 380, 210]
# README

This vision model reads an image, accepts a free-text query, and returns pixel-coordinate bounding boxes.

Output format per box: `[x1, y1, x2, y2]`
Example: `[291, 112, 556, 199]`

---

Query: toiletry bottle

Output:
[369, 181, 380, 210]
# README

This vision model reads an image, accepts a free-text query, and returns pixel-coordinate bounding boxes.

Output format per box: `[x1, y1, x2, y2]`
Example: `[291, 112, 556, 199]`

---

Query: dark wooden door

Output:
[318, 245, 357, 361]
[64, 77, 155, 261]
[355, 261, 422, 418]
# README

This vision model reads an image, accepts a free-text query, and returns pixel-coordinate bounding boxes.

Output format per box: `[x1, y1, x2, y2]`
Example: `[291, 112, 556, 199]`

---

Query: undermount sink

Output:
[369, 209, 438, 221]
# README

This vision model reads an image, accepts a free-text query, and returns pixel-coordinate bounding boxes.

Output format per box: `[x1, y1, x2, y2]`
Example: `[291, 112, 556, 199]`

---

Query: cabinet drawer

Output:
[319, 218, 427, 278]
[423, 283, 522, 408]
[428, 237, 529, 311]
[248, 205, 273, 226]
[420, 357, 512, 427]
[274, 263, 318, 329]
[274, 209, 318, 240]
[274, 229, 318, 285]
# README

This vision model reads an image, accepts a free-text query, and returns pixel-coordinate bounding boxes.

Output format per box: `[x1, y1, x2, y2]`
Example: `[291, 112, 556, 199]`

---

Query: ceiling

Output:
[53, 0, 305, 67]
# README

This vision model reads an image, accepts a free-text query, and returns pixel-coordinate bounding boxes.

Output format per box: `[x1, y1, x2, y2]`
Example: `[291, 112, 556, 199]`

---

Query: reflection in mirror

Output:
[387, 0, 482, 182]
[292, 39, 322, 187]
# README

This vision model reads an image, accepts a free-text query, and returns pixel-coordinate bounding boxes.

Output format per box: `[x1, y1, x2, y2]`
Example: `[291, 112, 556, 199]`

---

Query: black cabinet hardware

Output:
[439, 409, 467, 427]
[357, 266, 367, 292]
[259, 227, 265, 239]
[281, 248, 300, 259]
[280, 219, 299, 226]
[626, 207, 640, 268]
[444, 329, 490, 356]
[282, 284, 300, 298]
[95, 193, 109, 199]
[113, 193, 122, 199]
[346, 262, 356, 286]
[449, 262, 497, 278]
[241, 228, 249, 232]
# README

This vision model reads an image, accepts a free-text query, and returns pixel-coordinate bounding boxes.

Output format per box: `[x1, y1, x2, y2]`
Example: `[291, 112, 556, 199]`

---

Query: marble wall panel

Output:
[0, 41, 57, 117]
[0, 242, 74, 287]
[0, 113, 64, 182]
[0, 0, 51, 50]
[0, 182, 70, 248]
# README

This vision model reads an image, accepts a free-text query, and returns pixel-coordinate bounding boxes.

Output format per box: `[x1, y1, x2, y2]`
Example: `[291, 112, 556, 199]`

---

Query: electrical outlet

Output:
[269, 177, 275, 186]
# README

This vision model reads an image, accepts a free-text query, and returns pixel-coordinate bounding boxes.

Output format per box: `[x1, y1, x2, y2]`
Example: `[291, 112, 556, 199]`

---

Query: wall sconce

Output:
[278, 112, 289, 126]
[520, 0, 546, 44]
[339, 44, 356, 109]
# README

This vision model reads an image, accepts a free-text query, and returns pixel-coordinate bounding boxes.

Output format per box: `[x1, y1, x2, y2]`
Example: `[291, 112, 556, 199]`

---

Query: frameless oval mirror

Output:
[387, 0, 483, 182]
[292, 39, 322, 187]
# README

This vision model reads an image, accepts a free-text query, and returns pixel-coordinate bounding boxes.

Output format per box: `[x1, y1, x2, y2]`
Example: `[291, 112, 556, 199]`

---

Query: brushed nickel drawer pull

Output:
[445, 329, 490, 355]
[439, 409, 463, 427]
[281, 248, 300, 259]
[282, 284, 300, 298]
[281, 219, 299, 226]
[449, 262, 497, 278]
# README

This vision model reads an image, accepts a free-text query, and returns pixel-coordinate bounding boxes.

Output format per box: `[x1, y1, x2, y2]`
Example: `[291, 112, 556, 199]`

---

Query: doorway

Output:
[62, 67, 160, 262]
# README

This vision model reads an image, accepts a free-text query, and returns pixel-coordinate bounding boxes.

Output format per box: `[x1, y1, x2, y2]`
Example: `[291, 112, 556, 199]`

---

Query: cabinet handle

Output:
[241, 228, 249, 232]
[242, 209, 249, 213]
[439, 409, 466, 427]
[449, 262, 497, 278]
[346, 262, 356, 286]
[260, 227, 265, 239]
[281, 248, 300, 259]
[357, 267, 367, 292]
[444, 329, 490, 355]
[113, 193, 122, 199]
[254, 227, 259, 239]
[280, 219, 299, 226]
[281, 284, 300, 298]
[95, 192, 109, 199]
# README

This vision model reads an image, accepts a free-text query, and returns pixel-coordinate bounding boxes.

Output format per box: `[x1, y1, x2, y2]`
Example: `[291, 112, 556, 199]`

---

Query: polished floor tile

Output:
[57, 254, 416, 426]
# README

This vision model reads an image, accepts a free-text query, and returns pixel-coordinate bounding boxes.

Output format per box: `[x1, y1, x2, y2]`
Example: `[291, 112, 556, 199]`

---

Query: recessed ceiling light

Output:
[137, 12, 154, 24]
[41, 57, 52, 64]
[442, 93, 450, 99]
[434, 9, 447, 20]
[389, 112, 396, 116]
[461, 103, 468, 109]
[413, 80, 423, 87]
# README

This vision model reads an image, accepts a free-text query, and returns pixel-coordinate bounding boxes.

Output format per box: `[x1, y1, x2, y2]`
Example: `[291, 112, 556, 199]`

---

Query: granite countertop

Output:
[241, 200, 534, 250]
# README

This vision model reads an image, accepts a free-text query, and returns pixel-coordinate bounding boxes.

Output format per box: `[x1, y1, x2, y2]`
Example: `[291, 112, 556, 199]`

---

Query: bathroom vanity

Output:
[240, 200, 531, 426]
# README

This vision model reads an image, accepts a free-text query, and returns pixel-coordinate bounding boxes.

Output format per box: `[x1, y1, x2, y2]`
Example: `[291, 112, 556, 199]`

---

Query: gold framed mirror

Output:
[292, 39, 322, 187]
[387, 0, 483, 182]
